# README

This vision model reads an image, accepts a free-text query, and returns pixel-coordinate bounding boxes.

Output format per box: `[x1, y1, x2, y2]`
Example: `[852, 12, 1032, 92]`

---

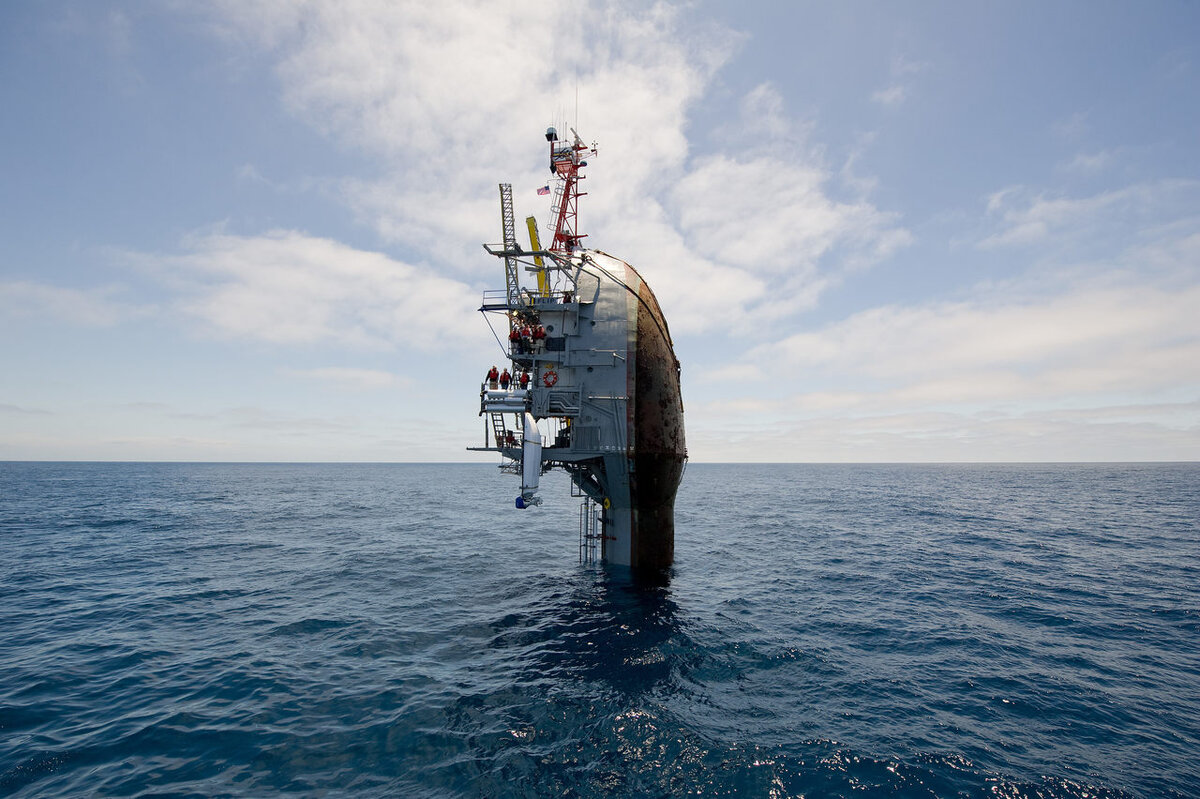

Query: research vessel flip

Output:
[469, 127, 686, 570]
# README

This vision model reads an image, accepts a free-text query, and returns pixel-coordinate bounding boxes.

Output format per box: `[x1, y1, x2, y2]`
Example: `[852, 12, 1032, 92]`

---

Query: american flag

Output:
[536, 185, 551, 196]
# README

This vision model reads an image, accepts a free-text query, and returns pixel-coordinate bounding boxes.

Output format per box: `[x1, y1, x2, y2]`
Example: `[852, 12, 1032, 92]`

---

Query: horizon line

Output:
[2, 459, 1197, 466]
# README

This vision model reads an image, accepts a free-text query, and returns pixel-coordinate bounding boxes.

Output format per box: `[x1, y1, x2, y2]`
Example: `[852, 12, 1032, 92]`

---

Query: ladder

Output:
[489, 412, 507, 448]
[499, 183, 520, 306]
[579, 498, 600, 563]
[546, 183, 564, 237]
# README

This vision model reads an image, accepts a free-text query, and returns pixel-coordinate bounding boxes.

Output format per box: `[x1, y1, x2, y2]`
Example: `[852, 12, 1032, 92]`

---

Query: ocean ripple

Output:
[1, 462, 1197, 797]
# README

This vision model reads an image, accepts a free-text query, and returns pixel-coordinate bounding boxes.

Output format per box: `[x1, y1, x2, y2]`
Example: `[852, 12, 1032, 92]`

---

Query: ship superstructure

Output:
[469, 127, 686, 570]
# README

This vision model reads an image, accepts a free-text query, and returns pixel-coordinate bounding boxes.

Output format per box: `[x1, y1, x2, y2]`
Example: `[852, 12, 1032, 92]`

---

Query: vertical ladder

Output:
[579, 498, 600, 563]
[499, 184, 520, 306]
[546, 183, 564, 237]
[490, 412, 507, 448]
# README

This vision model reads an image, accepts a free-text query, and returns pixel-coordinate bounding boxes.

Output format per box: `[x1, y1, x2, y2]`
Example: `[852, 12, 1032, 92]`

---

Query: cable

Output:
[577, 252, 677, 356]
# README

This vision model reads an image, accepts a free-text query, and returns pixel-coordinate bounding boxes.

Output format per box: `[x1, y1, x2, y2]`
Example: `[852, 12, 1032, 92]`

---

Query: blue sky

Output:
[2, 1, 1198, 462]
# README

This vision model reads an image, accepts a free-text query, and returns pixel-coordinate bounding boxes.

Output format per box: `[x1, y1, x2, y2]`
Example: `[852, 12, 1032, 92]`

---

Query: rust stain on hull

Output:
[628, 264, 687, 570]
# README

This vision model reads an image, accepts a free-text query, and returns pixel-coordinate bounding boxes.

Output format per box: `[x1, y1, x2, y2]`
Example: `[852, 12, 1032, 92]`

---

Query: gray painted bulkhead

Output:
[477, 249, 685, 570]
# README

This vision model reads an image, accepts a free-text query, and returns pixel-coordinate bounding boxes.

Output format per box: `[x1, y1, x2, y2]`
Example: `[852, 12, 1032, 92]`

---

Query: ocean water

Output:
[1, 462, 1197, 798]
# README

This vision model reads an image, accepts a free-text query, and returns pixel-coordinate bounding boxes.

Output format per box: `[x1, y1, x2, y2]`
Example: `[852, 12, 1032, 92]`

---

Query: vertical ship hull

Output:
[623, 262, 685, 570]
[571, 253, 685, 571]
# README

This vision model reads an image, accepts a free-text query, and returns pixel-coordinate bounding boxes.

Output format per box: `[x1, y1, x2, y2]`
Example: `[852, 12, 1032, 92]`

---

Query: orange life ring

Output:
[542, 369, 558, 387]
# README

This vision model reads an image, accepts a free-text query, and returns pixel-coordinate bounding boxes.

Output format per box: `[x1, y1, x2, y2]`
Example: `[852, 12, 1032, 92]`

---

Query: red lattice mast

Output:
[545, 127, 597, 253]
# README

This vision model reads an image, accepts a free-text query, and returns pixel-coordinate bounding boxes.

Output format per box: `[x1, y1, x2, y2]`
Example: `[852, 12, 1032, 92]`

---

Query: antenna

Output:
[544, 126, 598, 254]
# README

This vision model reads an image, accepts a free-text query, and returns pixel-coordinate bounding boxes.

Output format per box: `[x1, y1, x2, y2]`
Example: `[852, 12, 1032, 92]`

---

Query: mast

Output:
[498, 183, 520, 305]
[545, 127, 597, 254]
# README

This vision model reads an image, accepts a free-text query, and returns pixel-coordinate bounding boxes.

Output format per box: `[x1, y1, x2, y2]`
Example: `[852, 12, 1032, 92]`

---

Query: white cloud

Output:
[673, 166, 1200, 460]
[1052, 111, 1090, 140]
[208, 0, 727, 258]
[202, 1, 905, 335]
[674, 156, 873, 272]
[871, 55, 928, 108]
[0, 281, 144, 327]
[210, 405, 354, 432]
[235, 163, 269, 184]
[871, 84, 907, 107]
[1060, 150, 1114, 174]
[284, 366, 408, 390]
[768, 279, 1200, 404]
[715, 82, 802, 144]
[696, 362, 763, 384]
[0, 403, 52, 416]
[980, 180, 1200, 249]
[135, 230, 478, 350]
[687, 403, 1200, 462]
[659, 153, 909, 327]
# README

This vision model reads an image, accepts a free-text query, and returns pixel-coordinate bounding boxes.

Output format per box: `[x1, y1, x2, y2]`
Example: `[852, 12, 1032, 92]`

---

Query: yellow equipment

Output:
[526, 216, 549, 297]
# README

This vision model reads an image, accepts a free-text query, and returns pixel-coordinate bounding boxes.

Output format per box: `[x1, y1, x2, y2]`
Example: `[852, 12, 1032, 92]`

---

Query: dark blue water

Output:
[1, 462, 1197, 797]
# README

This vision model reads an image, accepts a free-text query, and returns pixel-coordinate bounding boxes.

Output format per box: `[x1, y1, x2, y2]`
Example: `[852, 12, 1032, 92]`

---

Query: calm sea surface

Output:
[1, 462, 1197, 798]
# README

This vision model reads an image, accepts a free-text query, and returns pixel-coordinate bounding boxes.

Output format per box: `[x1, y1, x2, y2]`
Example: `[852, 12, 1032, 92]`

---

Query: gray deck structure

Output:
[471, 245, 686, 570]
